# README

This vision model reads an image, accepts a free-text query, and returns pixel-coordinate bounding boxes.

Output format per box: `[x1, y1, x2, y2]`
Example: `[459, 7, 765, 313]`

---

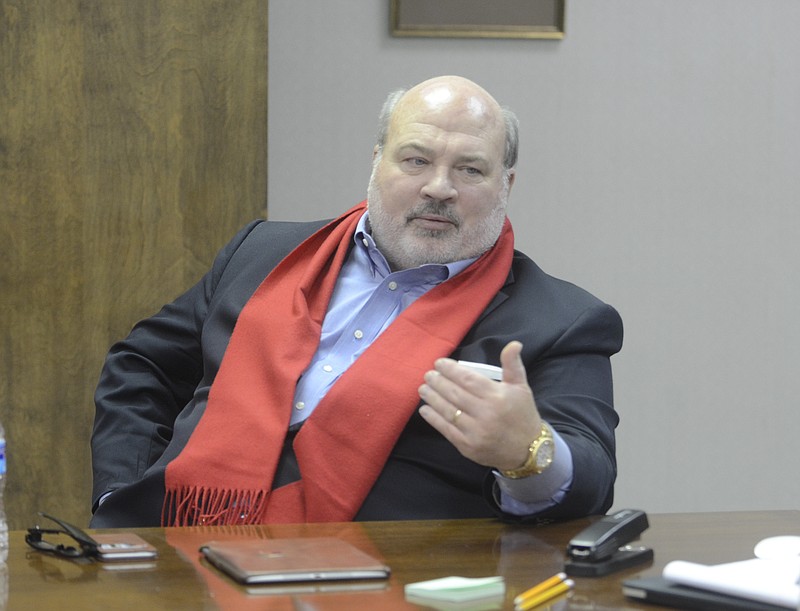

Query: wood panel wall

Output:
[0, 0, 268, 529]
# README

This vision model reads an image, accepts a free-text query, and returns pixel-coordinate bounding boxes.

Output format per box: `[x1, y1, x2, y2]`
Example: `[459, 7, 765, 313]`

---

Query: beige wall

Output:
[268, 1, 800, 513]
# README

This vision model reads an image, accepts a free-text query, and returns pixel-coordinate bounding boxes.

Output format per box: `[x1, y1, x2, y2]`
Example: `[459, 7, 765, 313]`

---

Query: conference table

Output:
[3, 510, 798, 609]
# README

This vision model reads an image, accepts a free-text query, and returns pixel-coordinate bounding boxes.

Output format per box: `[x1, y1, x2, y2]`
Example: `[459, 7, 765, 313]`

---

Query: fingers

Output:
[418, 341, 528, 422]
[500, 340, 526, 385]
[417, 385, 469, 449]
[417, 341, 541, 468]
[418, 369, 470, 425]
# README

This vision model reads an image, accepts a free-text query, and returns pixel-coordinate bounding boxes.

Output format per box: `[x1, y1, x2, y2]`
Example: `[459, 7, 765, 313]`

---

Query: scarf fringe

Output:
[163, 486, 269, 526]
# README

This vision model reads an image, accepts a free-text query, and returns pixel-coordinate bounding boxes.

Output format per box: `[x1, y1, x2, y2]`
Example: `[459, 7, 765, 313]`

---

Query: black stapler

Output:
[564, 509, 654, 577]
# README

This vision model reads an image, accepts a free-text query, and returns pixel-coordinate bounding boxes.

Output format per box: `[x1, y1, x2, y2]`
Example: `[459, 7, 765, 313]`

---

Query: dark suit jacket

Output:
[90, 218, 623, 527]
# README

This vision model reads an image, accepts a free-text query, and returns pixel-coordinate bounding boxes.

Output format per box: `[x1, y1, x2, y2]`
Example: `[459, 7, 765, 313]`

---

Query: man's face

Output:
[367, 81, 514, 271]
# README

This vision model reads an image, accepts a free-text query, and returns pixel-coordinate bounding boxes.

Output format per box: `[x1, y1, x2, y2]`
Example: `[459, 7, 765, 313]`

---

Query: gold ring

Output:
[451, 409, 462, 424]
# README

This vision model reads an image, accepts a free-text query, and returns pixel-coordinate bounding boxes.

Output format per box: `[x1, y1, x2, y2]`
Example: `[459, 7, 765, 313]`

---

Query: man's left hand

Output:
[418, 340, 542, 471]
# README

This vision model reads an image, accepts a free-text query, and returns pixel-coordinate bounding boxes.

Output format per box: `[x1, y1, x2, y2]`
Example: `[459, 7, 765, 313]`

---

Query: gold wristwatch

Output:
[500, 422, 555, 479]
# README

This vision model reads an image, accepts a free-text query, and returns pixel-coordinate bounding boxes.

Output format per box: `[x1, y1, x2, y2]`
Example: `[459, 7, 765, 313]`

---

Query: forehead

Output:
[386, 85, 506, 160]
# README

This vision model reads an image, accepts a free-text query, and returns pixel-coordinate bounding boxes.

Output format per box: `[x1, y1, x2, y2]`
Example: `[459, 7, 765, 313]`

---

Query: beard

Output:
[366, 170, 510, 271]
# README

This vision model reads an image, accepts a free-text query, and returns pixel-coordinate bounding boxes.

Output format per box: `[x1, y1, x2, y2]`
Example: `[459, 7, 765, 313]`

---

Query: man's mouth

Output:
[408, 216, 459, 235]
[407, 205, 460, 230]
[412, 214, 455, 226]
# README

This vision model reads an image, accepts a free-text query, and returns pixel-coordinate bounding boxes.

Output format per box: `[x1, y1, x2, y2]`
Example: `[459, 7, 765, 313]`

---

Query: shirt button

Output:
[322, 364, 333, 373]
[362, 238, 369, 247]
[354, 329, 364, 339]
[294, 401, 305, 410]
[388, 281, 398, 291]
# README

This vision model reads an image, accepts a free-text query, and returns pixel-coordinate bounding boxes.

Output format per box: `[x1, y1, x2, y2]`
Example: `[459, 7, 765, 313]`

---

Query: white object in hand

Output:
[457, 360, 503, 381]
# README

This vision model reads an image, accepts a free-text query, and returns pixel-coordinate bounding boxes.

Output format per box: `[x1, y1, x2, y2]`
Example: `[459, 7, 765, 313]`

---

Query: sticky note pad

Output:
[404, 575, 505, 603]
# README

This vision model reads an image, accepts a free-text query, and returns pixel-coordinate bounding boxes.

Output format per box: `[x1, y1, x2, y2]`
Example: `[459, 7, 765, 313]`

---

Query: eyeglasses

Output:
[26, 512, 99, 559]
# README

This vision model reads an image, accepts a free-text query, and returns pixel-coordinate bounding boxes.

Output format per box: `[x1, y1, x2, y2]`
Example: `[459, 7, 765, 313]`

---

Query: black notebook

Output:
[623, 576, 792, 611]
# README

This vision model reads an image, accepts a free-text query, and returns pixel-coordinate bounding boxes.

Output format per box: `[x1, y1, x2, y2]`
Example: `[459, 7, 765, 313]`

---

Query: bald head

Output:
[376, 76, 519, 170]
[402, 76, 502, 121]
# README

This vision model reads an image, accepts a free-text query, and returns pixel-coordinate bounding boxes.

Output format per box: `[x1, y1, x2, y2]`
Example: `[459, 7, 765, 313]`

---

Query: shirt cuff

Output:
[493, 426, 573, 515]
[96, 490, 115, 507]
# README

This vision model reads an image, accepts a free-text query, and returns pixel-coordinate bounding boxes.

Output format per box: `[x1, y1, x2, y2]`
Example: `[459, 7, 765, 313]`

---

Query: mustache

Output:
[405, 202, 461, 227]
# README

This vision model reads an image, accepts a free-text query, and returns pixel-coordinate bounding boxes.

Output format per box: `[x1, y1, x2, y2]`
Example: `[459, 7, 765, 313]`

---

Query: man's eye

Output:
[463, 166, 482, 176]
[402, 157, 428, 169]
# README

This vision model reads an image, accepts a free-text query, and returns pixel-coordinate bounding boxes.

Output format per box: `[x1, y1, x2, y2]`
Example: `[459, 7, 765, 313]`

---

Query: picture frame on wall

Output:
[390, 0, 565, 39]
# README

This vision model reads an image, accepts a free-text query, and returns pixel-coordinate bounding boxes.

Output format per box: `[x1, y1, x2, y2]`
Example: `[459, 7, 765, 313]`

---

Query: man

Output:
[90, 76, 622, 527]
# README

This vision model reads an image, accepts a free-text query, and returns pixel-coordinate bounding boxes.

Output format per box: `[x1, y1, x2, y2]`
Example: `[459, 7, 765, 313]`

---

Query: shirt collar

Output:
[354, 211, 476, 279]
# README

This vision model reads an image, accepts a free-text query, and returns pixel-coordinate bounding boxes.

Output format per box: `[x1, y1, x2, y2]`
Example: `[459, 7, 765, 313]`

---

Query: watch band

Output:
[500, 422, 555, 479]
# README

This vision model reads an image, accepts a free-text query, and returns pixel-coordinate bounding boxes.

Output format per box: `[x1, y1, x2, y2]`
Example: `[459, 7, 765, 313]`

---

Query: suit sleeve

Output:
[90, 221, 262, 507]
[489, 300, 623, 521]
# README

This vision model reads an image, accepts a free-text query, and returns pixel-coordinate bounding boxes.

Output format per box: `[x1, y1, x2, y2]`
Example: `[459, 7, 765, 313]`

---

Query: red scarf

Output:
[164, 201, 514, 525]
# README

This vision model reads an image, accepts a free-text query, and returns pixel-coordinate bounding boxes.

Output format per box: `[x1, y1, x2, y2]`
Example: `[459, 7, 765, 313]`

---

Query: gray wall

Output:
[268, 1, 800, 513]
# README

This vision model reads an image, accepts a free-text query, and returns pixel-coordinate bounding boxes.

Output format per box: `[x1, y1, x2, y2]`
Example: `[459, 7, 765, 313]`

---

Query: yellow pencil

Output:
[514, 578, 574, 610]
[513, 572, 567, 605]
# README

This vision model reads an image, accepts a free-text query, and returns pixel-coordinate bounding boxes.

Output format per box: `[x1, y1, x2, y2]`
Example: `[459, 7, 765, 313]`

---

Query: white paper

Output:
[663, 557, 800, 609]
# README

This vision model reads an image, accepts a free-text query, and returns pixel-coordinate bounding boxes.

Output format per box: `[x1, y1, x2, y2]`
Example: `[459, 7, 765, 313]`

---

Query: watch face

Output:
[535, 438, 555, 471]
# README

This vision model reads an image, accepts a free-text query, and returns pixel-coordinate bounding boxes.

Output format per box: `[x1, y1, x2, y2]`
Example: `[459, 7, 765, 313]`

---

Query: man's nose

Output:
[420, 167, 457, 202]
